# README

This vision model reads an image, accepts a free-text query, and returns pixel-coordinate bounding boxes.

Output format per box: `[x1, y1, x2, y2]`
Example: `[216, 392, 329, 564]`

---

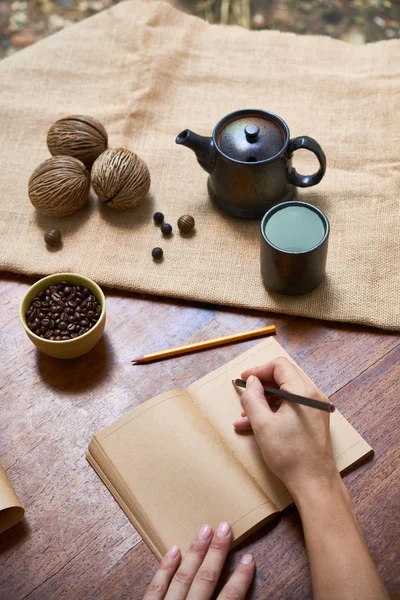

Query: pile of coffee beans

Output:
[25, 281, 101, 341]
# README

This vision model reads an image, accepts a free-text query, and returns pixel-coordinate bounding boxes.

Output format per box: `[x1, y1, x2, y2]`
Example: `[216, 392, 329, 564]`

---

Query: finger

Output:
[165, 524, 213, 600]
[143, 545, 181, 600]
[240, 375, 273, 433]
[218, 554, 255, 600]
[187, 522, 232, 600]
[233, 416, 252, 431]
[242, 357, 317, 398]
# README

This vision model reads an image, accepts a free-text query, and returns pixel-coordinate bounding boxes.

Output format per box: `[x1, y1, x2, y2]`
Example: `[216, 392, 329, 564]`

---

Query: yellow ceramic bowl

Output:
[19, 273, 106, 359]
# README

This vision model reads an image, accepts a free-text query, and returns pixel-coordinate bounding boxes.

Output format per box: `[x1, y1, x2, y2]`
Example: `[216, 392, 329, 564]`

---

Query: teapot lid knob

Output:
[245, 124, 260, 142]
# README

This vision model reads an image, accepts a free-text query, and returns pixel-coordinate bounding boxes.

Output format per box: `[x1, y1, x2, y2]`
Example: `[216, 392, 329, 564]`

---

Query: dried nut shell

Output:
[47, 115, 108, 169]
[28, 156, 90, 217]
[91, 148, 150, 210]
[177, 215, 195, 233]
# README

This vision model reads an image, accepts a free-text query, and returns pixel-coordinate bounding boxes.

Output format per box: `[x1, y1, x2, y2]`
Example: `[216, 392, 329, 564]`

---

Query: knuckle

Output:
[188, 539, 206, 555]
[173, 569, 193, 585]
[196, 566, 218, 585]
[221, 585, 243, 600]
[210, 536, 229, 551]
[146, 582, 164, 594]
[275, 356, 289, 368]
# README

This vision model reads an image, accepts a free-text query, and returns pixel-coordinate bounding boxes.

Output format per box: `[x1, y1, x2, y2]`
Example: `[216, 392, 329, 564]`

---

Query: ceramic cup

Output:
[260, 201, 330, 295]
[19, 273, 106, 358]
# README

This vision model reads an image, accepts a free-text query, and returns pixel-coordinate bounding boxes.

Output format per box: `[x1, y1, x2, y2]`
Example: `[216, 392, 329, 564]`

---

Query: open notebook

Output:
[87, 337, 372, 560]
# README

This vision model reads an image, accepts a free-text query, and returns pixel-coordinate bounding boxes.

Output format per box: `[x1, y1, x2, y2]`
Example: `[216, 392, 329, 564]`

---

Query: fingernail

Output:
[199, 524, 212, 540]
[168, 545, 180, 559]
[240, 553, 253, 565]
[246, 376, 254, 387]
[216, 522, 230, 537]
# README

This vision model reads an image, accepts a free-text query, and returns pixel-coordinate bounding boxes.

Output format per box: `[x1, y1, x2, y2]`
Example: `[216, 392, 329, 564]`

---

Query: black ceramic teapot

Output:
[176, 109, 326, 219]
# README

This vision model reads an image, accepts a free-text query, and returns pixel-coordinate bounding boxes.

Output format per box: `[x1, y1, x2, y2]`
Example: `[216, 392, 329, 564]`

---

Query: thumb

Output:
[240, 375, 272, 431]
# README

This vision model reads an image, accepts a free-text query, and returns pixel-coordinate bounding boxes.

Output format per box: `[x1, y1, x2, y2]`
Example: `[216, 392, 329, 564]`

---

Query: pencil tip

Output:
[131, 356, 145, 364]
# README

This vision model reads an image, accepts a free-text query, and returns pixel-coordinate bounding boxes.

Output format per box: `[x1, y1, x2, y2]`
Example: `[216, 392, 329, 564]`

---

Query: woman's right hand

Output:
[234, 357, 339, 496]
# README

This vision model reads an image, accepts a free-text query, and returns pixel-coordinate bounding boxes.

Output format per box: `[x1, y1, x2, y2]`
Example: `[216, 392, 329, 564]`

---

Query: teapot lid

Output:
[214, 110, 288, 163]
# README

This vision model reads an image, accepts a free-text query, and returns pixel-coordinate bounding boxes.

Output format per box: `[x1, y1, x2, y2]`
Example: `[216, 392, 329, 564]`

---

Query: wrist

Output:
[289, 470, 348, 514]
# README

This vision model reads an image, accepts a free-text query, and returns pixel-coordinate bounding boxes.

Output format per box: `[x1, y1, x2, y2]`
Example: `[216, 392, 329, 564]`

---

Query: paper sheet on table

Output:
[0, 462, 24, 535]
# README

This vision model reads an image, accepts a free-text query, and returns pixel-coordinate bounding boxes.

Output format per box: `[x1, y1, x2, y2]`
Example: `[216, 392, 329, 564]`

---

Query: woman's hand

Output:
[233, 356, 338, 496]
[143, 522, 254, 600]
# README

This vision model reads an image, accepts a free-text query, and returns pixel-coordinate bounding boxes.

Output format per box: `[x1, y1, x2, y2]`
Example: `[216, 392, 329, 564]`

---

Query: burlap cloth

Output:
[0, 1, 399, 330]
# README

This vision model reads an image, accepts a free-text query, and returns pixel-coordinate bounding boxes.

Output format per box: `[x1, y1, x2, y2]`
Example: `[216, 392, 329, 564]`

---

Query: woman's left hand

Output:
[143, 522, 255, 599]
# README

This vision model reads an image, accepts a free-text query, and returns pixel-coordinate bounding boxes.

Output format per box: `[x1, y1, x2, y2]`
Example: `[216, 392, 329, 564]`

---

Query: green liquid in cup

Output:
[265, 205, 325, 252]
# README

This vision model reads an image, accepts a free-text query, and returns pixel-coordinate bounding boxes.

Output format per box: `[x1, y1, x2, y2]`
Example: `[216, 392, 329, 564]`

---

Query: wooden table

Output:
[0, 272, 399, 600]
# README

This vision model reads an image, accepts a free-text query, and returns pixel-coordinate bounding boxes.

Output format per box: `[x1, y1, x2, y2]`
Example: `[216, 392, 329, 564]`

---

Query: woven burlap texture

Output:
[0, 0, 399, 330]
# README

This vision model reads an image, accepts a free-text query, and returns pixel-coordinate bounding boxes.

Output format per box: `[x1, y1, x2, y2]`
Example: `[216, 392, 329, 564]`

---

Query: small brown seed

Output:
[177, 214, 195, 233]
[44, 229, 62, 248]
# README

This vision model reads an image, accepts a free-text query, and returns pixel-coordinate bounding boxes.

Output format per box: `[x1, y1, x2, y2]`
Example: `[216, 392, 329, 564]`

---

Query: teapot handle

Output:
[288, 136, 326, 187]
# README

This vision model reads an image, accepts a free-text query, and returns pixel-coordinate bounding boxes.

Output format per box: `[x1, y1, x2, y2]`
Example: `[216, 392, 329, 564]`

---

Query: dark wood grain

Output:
[0, 272, 398, 600]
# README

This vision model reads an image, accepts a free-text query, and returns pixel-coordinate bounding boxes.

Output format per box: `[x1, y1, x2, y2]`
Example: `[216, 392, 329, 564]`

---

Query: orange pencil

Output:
[131, 324, 276, 364]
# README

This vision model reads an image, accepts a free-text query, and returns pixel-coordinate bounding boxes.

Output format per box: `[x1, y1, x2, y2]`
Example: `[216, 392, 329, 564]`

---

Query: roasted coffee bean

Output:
[26, 281, 102, 341]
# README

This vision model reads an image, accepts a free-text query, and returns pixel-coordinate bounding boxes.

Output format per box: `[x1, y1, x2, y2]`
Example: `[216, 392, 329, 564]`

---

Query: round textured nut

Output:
[28, 156, 90, 217]
[91, 148, 150, 210]
[47, 115, 108, 169]
[177, 215, 195, 233]
[44, 228, 62, 247]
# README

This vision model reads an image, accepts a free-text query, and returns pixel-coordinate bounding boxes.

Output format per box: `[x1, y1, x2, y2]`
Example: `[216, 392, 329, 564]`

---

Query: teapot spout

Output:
[176, 129, 215, 174]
